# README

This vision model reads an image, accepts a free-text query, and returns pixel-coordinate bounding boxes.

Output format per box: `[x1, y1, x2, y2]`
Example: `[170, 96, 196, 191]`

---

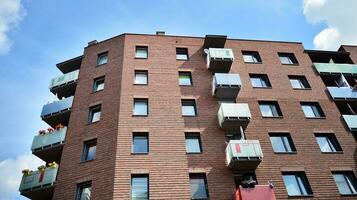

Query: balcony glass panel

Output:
[19, 166, 58, 192]
[327, 87, 357, 100]
[342, 115, 357, 131]
[49, 70, 79, 89]
[314, 63, 357, 74]
[31, 127, 67, 151]
[41, 96, 73, 118]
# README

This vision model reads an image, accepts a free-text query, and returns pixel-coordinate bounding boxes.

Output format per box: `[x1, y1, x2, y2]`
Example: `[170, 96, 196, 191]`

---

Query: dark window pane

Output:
[182, 100, 196, 116]
[179, 72, 192, 86]
[176, 48, 189, 60]
[135, 46, 148, 59]
[83, 140, 96, 161]
[133, 133, 148, 153]
[282, 172, 312, 196]
[97, 52, 108, 65]
[93, 77, 105, 92]
[242, 51, 261, 63]
[76, 182, 92, 200]
[250, 74, 271, 88]
[89, 105, 101, 123]
[190, 174, 208, 199]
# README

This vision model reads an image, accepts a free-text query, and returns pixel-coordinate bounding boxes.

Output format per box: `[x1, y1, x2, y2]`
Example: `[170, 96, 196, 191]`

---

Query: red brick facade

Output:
[47, 34, 357, 199]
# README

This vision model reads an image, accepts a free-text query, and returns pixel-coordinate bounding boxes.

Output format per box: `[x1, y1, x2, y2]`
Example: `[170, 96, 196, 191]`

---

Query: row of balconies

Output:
[19, 57, 80, 199]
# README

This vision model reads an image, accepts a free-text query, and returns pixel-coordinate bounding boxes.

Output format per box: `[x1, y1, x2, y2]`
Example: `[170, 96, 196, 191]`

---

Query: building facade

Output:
[19, 33, 357, 200]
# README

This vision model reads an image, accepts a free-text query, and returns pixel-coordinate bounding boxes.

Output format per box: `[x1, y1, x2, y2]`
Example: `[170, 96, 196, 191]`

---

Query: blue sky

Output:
[0, 0, 356, 199]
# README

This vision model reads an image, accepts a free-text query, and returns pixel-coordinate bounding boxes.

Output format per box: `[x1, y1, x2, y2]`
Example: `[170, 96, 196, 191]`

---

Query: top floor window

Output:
[242, 51, 262, 63]
[135, 46, 148, 59]
[176, 48, 189, 60]
[278, 53, 298, 65]
[289, 75, 311, 89]
[97, 52, 108, 66]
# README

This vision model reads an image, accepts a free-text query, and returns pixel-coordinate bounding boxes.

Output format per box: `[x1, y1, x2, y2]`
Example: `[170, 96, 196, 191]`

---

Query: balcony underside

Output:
[20, 184, 55, 200]
[220, 118, 250, 131]
[50, 81, 77, 99]
[208, 60, 233, 73]
[228, 158, 262, 172]
[33, 144, 64, 163]
[42, 110, 71, 127]
[214, 86, 240, 99]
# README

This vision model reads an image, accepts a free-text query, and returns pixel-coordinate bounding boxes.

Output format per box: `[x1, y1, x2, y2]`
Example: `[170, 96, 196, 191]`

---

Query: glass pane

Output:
[302, 105, 315, 117]
[282, 136, 292, 152]
[135, 73, 148, 84]
[136, 48, 148, 58]
[97, 55, 108, 65]
[133, 136, 148, 153]
[86, 145, 96, 161]
[186, 137, 201, 153]
[190, 177, 207, 199]
[346, 175, 357, 194]
[91, 110, 101, 123]
[290, 79, 303, 89]
[179, 74, 192, 86]
[311, 105, 322, 117]
[251, 77, 263, 87]
[270, 104, 279, 116]
[134, 101, 148, 115]
[80, 186, 91, 200]
[280, 56, 292, 64]
[95, 82, 105, 91]
[333, 174, 352, 194]
[260, 104, 273, 117]
[316, 136, 332, 152]
[270, 136, 286, 152]
[297, 176, 308, 195]
[243, 55, 254, 63]
[182, 105, 196, 116]
[283, 175, 301, 196]
[132, 177, 148, 200]
[176, 54, 188, 60]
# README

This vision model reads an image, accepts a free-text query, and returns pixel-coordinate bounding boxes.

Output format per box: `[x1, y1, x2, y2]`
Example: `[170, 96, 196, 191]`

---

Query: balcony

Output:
[342, 115, 357, 132]
[206, 48, 234, 73]
[56, 55, 82, 73]
[41, 96, 73, 127]
[235, 185, 276, 200]
[212, 73, 242, 99]
[218, 103, 251, 130]
[50, 70, 79, 99]
[31, 127, 67, 163]
[226, 140, 263, 171]
[327, 87, 357, 101]
[314, 63, 357, 75]
[19, 166, 58, 200]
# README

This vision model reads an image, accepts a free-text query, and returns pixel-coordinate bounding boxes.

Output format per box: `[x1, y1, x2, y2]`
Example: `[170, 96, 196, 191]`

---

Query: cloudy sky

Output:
[0, 0, 356, 199]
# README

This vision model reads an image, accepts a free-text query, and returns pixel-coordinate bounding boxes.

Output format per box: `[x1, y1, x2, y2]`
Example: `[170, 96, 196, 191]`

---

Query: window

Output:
[289, 75, 310, 89]
[131, 175, 149, 200]
[269, 133, 296, 153]
[278, 53, 298, 65]
[259, 101, 283, 117]
[93, 76, 105, 92]
[135, 46, 148, 59]
[282, 172, 313, 196]
[185, 133, 202, 153]
[82, 139, 96, 162]
[301, 102, 325, 118]
[332, 172, 357, 195]
[250, 74, 271, 88]
[315, 133, 342, 153]
[179, 72, 192, 86]
[181, 100, 197, 116]
[76, 182, 92, 200]
[134, 70, 148, 85]
[97, 52, 108, 66]
[176, 48, 189, 60]
[189, 173, 209, 199]
[132, 133, 148, 154]
[133, 99, 148, 116]
[88, 105, 101, 123]
[242, 51, 262, 63]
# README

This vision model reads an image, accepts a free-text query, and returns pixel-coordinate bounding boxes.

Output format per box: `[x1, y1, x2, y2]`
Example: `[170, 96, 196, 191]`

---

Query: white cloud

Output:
[0, 0, 26, 54]
[0, 153, 44, 200]
[303, 0, 357, 50]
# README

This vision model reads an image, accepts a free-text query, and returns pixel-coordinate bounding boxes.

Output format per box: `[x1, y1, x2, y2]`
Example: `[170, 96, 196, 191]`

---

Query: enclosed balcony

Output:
[342, 115, 357, 132]
[235, 185, 276, 200]
[212, 73, 242, 99]
[41, 96, 73, 127]
[314, 63, 357, 75]
[327, 87, 357, 101]
[19, 166, 58, 200]
[31, 127, 67, 163]
[50, 70, 79, 99]
[218, 103, 251, 130]
[226, 140, 263, 171]
[206, 48, 234, 73]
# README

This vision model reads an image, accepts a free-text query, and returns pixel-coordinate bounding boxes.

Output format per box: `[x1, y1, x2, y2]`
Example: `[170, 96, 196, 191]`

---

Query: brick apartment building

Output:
[18, 32, 357, 200]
